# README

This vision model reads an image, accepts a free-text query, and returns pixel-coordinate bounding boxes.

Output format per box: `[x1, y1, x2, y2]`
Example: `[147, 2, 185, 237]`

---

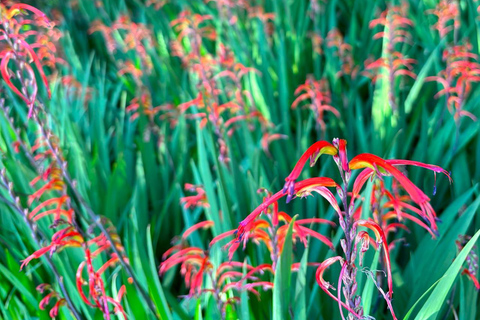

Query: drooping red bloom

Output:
[20, 227, 83, 270]
[211, 207, 335, 262]
[182, 220, 214, 240]
[76, 230, 129, 320]
[315, 256, 363, 319]
[349, 153, 451, 235]
[283, 141, 337, 201]
[355, 219, 393, 298]
[363, 52, 417, 83]
[232, 177, 338, 242]
[376, 180, 436, 239]
[37, 284, 66, 318]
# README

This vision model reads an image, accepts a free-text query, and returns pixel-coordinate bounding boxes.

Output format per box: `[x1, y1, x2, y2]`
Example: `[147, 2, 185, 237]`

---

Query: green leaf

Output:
[414, 228, 480, 320]
[404, 42, 442, 114]
[146, 225, 173, 320]
[194, 299, 203, 320]
[0, 263, 37, 309]
[403, 277, 444, 320]
[293, 246, 308, 320]
[273, 215, 297, 320]
[240, 260, 251, 320]
[361, 248, 380, 316]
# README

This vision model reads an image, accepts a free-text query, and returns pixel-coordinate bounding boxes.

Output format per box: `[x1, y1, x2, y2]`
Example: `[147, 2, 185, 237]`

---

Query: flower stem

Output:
[339, 168, 362, 318]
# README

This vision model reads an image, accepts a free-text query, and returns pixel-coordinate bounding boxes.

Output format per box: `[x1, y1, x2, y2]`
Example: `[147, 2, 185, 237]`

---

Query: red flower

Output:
[283, 141, 337, 201]
[315, 256, 362, 319]
[20, 227, 83, 270]
[180, 183, 209, 209]
[349, 153, 451, 235]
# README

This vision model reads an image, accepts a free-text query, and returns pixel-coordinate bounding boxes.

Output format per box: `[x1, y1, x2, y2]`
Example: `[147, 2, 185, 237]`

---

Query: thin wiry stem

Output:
[336, 153, 362, 319]
[341, 176, 361, 316]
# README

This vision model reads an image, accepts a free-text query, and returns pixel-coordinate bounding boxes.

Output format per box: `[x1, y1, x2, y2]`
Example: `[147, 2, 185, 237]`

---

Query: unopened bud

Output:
[339, 216, 346, 231]
[345, 171, 351, 183]
[333, 155, 340, 167]
[336, 186, 344, 198]
[340, 239, 347, 254]
[354, 296, 361, 308]
[351, 282, 357, 296]
[350, 229, 357, 241]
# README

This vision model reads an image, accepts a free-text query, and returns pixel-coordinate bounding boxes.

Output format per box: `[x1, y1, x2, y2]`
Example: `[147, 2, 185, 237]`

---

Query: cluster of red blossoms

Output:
[163, 138, 451, 319]
[0, 3, 132, 318]
[364, 4, 416, 112]
[89, 6, 282, 164]
[19, 99, 131, 320]
[0, 3, 53, 117]
[89, 15, 155, 81]
[168, 10, 281, 163]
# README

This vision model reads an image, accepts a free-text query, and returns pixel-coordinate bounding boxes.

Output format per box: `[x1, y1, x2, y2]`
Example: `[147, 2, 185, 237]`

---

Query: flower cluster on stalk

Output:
[427, 0, 459, 40]
[160, 220, 277, 318]
[0, 3, 53, 117]
[426, 43, 480, 124]
[228, 138, 450, 319]
[326, 29, 358, 79]
[169, 11, 277, 163]
[89, 15, 154, 78]
[20, 127, 131, 318]
[0, 3, 138, 318]
[365, 4, 416, 111]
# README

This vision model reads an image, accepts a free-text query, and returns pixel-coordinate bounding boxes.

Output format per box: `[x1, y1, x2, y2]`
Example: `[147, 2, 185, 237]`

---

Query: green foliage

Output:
[0, 0, 479, 319]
